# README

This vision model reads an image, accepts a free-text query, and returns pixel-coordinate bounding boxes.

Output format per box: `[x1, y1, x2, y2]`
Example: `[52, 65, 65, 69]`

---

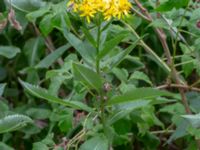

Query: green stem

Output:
[96, 23, 101, 74]
[175, 59, 194, 67]
[123, 21, 171, 73]
[95, 20, 106, 132]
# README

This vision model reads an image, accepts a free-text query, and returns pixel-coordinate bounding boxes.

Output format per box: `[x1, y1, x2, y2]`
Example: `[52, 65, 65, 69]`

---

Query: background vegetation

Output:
[0, 0, 200, 149]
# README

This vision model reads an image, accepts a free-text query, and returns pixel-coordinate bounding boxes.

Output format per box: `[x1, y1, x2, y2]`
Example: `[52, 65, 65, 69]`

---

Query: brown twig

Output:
[157, 84, 200, 93]
[133, 0, 191, 114]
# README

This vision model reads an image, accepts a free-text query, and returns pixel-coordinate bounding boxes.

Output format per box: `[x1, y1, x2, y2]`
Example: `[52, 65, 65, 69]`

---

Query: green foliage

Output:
[0, 0, 200, 149]
[0, 46, 20, 59]
[79, 134, 109, 150]
[0, 83, 6, 96]
[156, 0, 190, 12]
[0, 114, 33, 134]
[19, 79, 93, 112]
[72, 63, 103, 92]
[107, 88, 174, 105]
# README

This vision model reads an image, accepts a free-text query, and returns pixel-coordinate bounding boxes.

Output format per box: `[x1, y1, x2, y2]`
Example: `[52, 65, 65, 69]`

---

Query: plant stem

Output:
[157, 83, 200, 93]
[95, 20, 106, 131]
[123, 22, 170, 73]
[96, 23, 101, 74]
[133, 0, 191, 114]
[172, 8, 188, 64]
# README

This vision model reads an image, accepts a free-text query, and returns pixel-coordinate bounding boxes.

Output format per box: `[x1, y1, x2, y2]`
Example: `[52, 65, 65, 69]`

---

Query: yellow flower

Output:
[103, 1, 118, 20]
[79, 0, 97, 23]
[67, 0, 78, 12]
[67, 0, 131, 23]
[116, 0, 132, 19]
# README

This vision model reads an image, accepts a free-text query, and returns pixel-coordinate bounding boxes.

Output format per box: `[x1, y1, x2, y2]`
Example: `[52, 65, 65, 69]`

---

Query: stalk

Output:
[95, 18, 106, 131]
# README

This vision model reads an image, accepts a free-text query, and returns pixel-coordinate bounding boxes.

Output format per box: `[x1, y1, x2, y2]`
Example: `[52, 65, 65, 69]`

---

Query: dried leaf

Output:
[8, 9, 22, 31]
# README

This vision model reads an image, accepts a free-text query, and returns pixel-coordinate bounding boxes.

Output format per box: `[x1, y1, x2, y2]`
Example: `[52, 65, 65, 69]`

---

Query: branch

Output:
[133, 0, 191, 114]
[157, 84, 200, 93]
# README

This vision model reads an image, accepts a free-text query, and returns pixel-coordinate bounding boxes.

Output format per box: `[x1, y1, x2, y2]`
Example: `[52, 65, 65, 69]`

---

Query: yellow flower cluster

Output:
[67, 0, 132, 23]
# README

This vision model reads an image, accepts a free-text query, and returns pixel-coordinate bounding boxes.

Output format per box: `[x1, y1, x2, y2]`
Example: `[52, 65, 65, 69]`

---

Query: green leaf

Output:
[0, 46, 20, 59]
[35, 44, 70, 69]
[107, 88, 174, 105]
[156, 0, 190, 12]
[79, 134, 109, 150]
[99, 31, 129, 59]
[26, 5, 50, 23]
[23, 37, 44, 66]
[182, 113, 200, 128]
[63, 30, 95, 63]
[72, 63, 103, 92]
[129, 71, 153, 85]
[81, 26, 96, 48]
[32, 142, 48, 150]
[187, 92, 200, 113]
[26, 108, 51, 119]
[108, 100, 150, 125]
[0, 83, 6, 96]
[112, 68, 128, 83]
[148, 19, 169, 30]
[39, 14, 54, 36]
[58, 115, 72, 133]
[5, 0, 46, 12]
[32, 134, 54, 150]
[181, 55, 194, 77]
[108, 39, 140, 69]
[0, 101, 9, 112]
[19, 79, 93, 112]
[168, 119, 189, 143]
[0, 142, 14, 150]
[0, 114, 33, 134]
[61, 17, 95, 63]
[188, 126, 200, 140]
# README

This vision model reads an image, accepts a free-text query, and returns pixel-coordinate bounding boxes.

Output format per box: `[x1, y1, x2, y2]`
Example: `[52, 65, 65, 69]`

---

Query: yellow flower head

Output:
[67, 0, 131, 23]
[116, 0, 132, 19]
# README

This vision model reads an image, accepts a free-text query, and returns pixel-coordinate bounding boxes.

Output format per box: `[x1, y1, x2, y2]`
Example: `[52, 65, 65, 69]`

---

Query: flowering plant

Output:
[67, 0, 131, 22]
[1, 0, 200, 149]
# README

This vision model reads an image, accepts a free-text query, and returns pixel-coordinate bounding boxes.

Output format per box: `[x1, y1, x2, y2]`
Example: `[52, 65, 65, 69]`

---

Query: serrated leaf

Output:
[19, 79, 93, 112]
[72, 63, 103, 92]
[107, 88, 174, 105]
[0, 46, 20, 59]
[0, 114, 33, 134]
